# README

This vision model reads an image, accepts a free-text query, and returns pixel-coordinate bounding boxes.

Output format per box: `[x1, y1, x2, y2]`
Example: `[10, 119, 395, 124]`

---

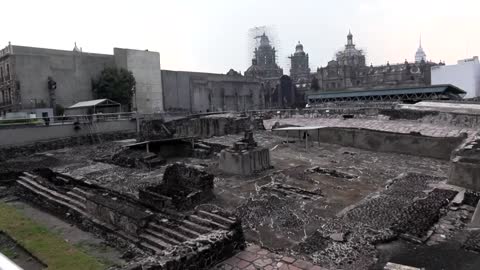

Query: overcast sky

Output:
[3, 0, 480, 73]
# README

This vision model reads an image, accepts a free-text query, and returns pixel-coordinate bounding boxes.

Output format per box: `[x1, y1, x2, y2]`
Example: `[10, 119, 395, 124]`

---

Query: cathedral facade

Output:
[311, 32, 442, 92]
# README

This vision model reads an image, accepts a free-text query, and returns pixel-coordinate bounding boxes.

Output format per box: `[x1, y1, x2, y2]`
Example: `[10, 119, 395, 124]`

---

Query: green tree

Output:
[92, 67, 136, 109]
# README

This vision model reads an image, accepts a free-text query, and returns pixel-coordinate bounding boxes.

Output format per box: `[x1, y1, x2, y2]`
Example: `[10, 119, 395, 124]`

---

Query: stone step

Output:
[144, 228, 180, 246]
[139, 241, 164, 254]
[17, 177, 139, 245]
[17, 180, 87, 216]
[188, 214, 230, 230]
[149, 223, 191, 242]
[197, 210, 236, 227]
[23, 172, 38, 179]
[72, 187, 93, 198]
[181, 219, 212, 234]
[67, 191, 86, 202]
[174, 224, 202, 239]
[56, 176, 71, 184]
[18, 177, 86, 210]
[139, 233, 172, 251]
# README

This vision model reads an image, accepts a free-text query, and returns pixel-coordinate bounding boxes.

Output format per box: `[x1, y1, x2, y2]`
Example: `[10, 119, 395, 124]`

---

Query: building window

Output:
[0, 66, 3, 82]
[6, 64, 10, 80]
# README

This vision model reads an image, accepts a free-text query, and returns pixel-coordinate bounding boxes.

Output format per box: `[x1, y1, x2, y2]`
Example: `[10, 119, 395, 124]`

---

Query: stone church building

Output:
[298, 31, 442, 93]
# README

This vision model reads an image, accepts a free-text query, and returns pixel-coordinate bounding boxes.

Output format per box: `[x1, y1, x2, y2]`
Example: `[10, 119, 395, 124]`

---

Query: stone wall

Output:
[86, 193, 153, 237]
[274, 127, 466, 160]
[161, 70, 263, 113]
[448, 135, 480, 191]
[0, 120, 136, 147]
[0, 130, 135, 161]
[219, 147, 271, 175]
[381, 108, 480, 129]
[125, 228, 244, 270]
[140, 115, 253, 141]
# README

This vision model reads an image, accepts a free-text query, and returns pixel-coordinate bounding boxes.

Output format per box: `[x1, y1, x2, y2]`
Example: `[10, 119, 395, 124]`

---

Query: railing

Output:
[0, 103, 400, 127]
[0, 112, 137, 127]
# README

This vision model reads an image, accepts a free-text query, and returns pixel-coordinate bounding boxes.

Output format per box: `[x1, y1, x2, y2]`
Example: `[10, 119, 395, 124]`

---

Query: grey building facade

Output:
[313, 32, 441, 92]
[162, 69, 264, 113]
[0, 43, 114, 116]
[0, 43, 163, 116]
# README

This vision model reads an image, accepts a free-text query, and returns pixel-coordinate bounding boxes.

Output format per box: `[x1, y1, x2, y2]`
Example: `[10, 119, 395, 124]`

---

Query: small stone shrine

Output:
[219, 129, 271, 175]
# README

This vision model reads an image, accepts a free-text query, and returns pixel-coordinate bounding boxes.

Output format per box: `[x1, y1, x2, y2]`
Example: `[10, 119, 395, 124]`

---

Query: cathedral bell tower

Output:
[289, 41, 310, 85]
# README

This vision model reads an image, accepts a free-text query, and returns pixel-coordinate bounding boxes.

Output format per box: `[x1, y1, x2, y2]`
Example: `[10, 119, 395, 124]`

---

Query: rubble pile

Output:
[236, 194, 305, 232]
[305, 166, 358, 180]
[392, 189, 457, 238]
[464, 230, 480, 252]
[292, 173, 460, 269]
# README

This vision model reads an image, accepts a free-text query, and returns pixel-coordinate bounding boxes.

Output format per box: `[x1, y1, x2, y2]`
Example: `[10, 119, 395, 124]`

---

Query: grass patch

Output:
[0, 203, 106, 270]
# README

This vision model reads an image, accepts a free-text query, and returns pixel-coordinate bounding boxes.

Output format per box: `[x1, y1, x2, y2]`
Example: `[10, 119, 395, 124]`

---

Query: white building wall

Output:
[114, 48, 164, 113]
[431, 57, 480, 98]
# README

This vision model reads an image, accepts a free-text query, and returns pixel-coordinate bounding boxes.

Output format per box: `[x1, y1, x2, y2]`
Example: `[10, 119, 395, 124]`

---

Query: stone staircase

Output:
[139, 209, 237, 254]
[17, 173, 88, 213]
[16, 171, 243, 263]
[15, 172, 138, 243]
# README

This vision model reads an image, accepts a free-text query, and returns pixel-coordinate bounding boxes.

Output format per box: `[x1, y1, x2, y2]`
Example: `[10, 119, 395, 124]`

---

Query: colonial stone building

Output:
[161, 69, 264, 112]
[313, 32, 442, 92]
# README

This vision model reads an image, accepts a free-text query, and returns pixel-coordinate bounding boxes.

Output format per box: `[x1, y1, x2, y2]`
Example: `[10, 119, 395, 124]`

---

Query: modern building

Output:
[431, 56, 480, 98]
[0, 43, 164, 116]
[312, 32, 441, 92]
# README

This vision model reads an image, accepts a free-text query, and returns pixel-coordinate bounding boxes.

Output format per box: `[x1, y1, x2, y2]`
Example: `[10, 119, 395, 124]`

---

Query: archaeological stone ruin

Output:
[1, 103, 480, 270]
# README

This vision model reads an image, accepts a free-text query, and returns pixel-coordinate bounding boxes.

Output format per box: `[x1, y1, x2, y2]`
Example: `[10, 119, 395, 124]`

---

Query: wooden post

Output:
[146, 142, 150, 153]
[318, 128, 320, 145]
[305, 130, 308, 151]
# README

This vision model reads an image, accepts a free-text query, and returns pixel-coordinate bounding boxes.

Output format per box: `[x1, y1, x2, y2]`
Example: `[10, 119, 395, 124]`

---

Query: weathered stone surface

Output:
[139, 163, 214, 211]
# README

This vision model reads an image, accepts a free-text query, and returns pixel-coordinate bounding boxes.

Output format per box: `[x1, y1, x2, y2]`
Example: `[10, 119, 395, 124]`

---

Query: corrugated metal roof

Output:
[307, 84, 465, 99]
[67, 99, 120, 109]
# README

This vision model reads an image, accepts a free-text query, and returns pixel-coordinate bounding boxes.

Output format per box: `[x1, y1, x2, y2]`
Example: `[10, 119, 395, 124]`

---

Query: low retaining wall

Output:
[140, 115, 253, 140]
[0, 131, 136, 161]
[0, 120, 137, 147]
[381, 108, 480, 129]
[448, 135, 480, 191]
[274, 127, 466, 160]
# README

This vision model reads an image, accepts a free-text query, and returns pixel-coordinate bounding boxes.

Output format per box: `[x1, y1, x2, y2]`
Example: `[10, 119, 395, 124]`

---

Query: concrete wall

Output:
[431, 57, 480, 98]
[114, 48, 163, 114]
[161, 70, 264, 112]
[0, 120, 136, 146]
[273, 127, 465, 160]
[12, 46, 114, 109]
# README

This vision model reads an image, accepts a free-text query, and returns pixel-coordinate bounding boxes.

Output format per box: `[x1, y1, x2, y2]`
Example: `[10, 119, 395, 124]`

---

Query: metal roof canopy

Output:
[307, 84, 466, 100]
[273, 126, 325, 131]
[67, 99, 121, 110]
[273, 126, 326, 150]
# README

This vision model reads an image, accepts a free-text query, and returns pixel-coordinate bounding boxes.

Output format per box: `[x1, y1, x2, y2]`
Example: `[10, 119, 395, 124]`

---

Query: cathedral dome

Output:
[259, 33, 271, 48]
[295, 42, 303, 52]
[294, 41, 305, 56]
